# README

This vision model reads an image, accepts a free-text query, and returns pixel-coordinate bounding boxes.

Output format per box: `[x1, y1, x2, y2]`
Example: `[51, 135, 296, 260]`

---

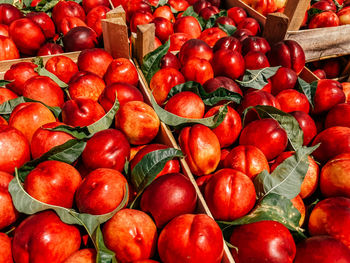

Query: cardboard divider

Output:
[225, 0, 350, 62]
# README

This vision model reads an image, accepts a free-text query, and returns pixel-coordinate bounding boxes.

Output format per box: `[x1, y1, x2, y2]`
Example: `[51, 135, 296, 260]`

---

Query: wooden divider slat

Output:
[263, 13, 289, 45]
[0, 51, 80, 79]
[135, 24, 156, 65]
[101, 17, 129, 59]
[133, 58, 235, 263]
[224, 0, 350, 63]
[106, 5, 126, 21]
[283, 0, 311, 31]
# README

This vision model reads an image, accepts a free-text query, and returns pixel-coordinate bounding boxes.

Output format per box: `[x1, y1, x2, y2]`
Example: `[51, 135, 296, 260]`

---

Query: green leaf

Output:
[0, 96, 61, 121]
[297, 78, 317, 109]
[8, 170, 129, 237]
[141, 40, 170, 84]
[0, 80, 11, 87]
[124, 158, 129, 176]
[129, 148, 183, 208]
[217, 193, 304, 234]
[167, 81, 242, 106]
[17, 139, 87, 182]
[32, 57, 69, 89]
[307, 8, 324, 19]
[131, 148, 183, 192]
[246, 105, 303, 151]
[204, 10, 228, 29]
[150, 93, 228, 128]
[236, 66, 280, 90]
[36, 0, 59, 12]
[218, 23, 237, 36]
[95, 226, 117, 263]
[182, 6, 197, 16]
[170, 6, 178, 13]
[156, 0, 168, 7]
[334, 0, 343, 11]
[49, 93, 120, 139]
[254, 144, 320, 200]
[181, 6, 206, 29]
[2, 0, 14, 3]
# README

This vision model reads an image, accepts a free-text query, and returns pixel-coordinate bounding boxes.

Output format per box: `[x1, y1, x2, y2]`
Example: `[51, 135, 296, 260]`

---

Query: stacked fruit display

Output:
[132, 1, 350, 262]
[303, 0, 350, 29]
[0, 46, 231, 262]
[0, 0, 111, 61]
[1, 0, 350, 262]
[237, 0, 350, 29]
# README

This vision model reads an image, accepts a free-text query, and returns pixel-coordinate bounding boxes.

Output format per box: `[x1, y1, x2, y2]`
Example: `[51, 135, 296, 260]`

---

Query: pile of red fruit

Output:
[1, 0, 350, 262]
[138, 1, 350, 262]
[0, 0, 111, 60]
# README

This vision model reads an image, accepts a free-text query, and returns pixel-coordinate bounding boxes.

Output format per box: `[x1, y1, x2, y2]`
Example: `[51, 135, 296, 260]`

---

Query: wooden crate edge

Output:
[0, 51, 80, 79]
[133, 58, 236, 263]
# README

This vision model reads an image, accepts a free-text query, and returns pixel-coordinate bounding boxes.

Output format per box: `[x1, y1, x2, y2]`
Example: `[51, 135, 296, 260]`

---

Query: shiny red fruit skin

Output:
[0, 124, 30, 174]
[239, 118, 288, 160]
[30, 122, 75, 159]
[63, 26, 98, 52]
[9, 18, 46, 55]
[290, 111, 317, 146]
[313, 79, 345, 114]
[0, 4, 22, 26]
[268, 40, 305, 75]
[294, 236, 350, 263]
[130, 144, 180, 179]
[82, 128, 130, 172]
[204, 105, 242, 148]
[312, 126, 350, 163]
[62, 98, 105, 127]
[24, 160, 82, 208]
[52, 1, 86, 26]
[37, 43, 64, 56]
[173, 16, 202, 39]
[140, 173, 197, 228]
[212, 49, 245, 80]
[45, 55, 79, 84]
[0, 35, 19, 61]
[86, 5, 110, 37]
[230, 221, 296, 263]
[204, 168, 256, 221]
[13, 211, 81, 263]
[309, 11, 340, 29]
[77, 48, 113, 78]
[158, 214, 224, 263]
[104, 58, 139, 87]
[26, 12, 56, 39]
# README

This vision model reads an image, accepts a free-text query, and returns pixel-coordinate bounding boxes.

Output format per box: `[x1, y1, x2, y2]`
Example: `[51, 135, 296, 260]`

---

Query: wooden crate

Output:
[0, 6, 127, 79]
[129, 4, 326, 260]
[0, 7, 234, 263]
[225, 0, 350, 62]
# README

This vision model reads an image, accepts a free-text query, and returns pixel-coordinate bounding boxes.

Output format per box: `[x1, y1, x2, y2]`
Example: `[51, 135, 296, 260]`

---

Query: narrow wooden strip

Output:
[0, 51, 80, 79]
[101, 17, 129, 59]
[135, 23, 155, 65]
[286, 25, 350, 62]
[106, 5, 126, 22]
[299, 67, 320, 82]
[263, 13, 289, 45]
[284, 0, 310, 30]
